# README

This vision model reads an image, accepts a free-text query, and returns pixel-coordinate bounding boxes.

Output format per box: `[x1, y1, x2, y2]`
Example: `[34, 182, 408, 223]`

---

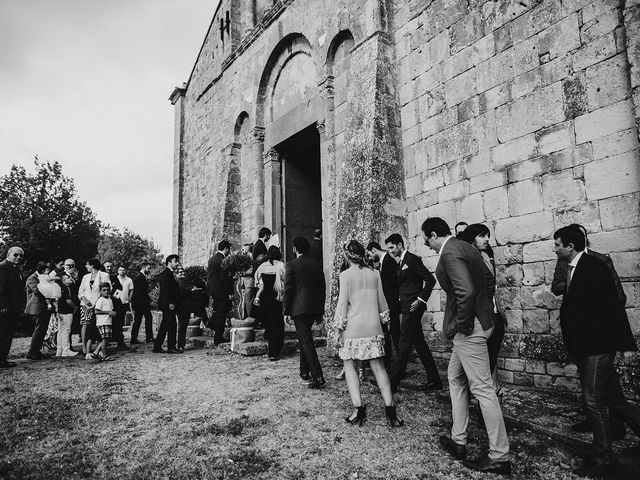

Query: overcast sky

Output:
[0, 0, 218, 254]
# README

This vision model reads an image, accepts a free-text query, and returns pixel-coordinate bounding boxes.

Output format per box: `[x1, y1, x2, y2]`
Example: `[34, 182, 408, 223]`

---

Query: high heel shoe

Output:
[335, 368, 345, 380]
[385, 405, 404, 427]
[358, 367, 366, 382]
[345, 406, 366, 426]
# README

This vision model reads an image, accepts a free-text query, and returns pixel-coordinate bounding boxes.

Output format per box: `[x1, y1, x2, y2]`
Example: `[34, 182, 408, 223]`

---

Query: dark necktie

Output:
[566, 264, 575, 292]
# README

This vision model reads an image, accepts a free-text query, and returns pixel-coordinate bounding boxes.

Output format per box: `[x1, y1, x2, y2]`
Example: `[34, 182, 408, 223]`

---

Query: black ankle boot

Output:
[345, 406, 366, 426]
[385, 405, 404, 427]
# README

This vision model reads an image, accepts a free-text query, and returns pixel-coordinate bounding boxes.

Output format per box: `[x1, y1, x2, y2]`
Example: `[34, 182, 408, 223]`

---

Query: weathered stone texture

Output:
[174, 0, 640, 391]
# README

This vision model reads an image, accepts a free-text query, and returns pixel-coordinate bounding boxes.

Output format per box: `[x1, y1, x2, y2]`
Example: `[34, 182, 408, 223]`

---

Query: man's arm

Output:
[283, 262, 294, 316]
[0, 266, 9, 312]
[409, 255, 436, 305]
[442, 249, 476, 334]
[602, 255, 627, 306]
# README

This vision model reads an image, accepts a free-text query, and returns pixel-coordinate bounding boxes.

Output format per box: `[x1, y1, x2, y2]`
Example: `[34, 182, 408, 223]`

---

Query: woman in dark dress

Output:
[253, 246, 285, 360]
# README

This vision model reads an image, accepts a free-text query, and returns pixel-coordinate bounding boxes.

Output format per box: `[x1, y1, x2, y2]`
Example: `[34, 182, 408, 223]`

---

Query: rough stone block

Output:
[513, 372, 534, 386]
[496, 264, 524, 287]
[495, 82, 565, 143]
[521, 286, 563, 310]
[512, 36, 540, 77]
[592, 129, 639, 160]
[536, 122, 575, 155]
[522, 240, 557, 263]
[426, 200, 457, 226]
[511, 68, 542, 100]
[534, 374, 553, 389]
[586, 53, 631, 112]
[469, 171, 506, 194]
[445, 68, 477, 106]
[456, 192, 485, 224]
[422, 167, 445, 191]
[464, 150, 492, 177]
[401, 102, 419, 130]
[476, 49, 514, 93]
[550, 309, 561, 334]
[610, 252, 640, 278]
[450, 10, 484, 54]
[599, 193, 640, 231]
[523, 262, 545, 286]
[496, 287, 522, 311]
[542, 170, 586, 209]
[584, 150, 640, 200]
[504, 358, 525, 372]
[571, 33, 617, 72]
[589, 227, 640, 254]
[525, 359, 546, 374]
[483, 186, 509, 220]
[538, 13, 581, 60]
[628, 308, 640, 335]
[494, 23, 512, 53]
[505, 309, 523, 332]
[547, 362, 579, 377]
[484, 82, 511, 110]
[548, 144, 594, 171]
[428, 29, 451, 64]
[474, 110, 498, 151]
[523, 309, 550, 333]
[510, 0, 563, 44]
[438, 180, 469, 202]
[493, 133, 538, 169]
[552, 376, 581, 392]
[508, 178, 543, 216]
[562, 73, 588, 119]
[582, 0, 621, 24]
[494, 245, 523, 265]
[494, 211, 555, 244]
[507, 156, 549, 182]
[457, 96, 480, 123]
[405, 174, 423, 197]
[553, 202, 601, 233]
[498, 369, 514, 383]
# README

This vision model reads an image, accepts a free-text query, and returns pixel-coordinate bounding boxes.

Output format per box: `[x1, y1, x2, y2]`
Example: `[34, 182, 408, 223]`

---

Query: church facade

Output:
[171, 0, 640, 390]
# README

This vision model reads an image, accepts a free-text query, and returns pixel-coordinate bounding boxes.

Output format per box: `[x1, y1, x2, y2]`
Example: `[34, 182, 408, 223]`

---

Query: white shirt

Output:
[568, 251, 585, 285]
[95, 297, 113, 326]
[439, 235, 453, 254]
[115, 275, 134, 304]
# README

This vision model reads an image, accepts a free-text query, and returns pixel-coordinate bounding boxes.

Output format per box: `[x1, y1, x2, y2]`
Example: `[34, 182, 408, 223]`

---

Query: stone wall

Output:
[173, 0, 640, 392]
[395, 0, 640, 393]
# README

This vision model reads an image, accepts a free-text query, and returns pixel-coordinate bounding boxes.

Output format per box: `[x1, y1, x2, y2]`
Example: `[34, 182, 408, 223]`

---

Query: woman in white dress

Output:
[333, 240, 403, 427]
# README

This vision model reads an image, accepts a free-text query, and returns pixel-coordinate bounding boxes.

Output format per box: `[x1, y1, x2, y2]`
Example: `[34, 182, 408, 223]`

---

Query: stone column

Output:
[262, 147, 282, 235]
[249, 127, 266, 234]
[623, 2, 640, 138]
[169, 84, 186, 255]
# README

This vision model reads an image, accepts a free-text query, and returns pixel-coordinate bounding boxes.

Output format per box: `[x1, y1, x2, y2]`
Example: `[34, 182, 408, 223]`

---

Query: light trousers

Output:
[56, 313, 73, 354]
[448, 318, 509, 461]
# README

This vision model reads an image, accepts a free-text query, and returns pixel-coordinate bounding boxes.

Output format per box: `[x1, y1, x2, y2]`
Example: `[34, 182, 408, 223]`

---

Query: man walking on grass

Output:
[422, 217, 510, 475]
[0, 247, 25, 368]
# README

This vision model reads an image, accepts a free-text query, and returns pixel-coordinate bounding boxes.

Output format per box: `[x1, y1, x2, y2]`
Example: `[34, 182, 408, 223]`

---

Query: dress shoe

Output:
[26, 352, 48, 360]
[0, 360, 17, 368]
[571, 418, 591, 433]
[572, 458, 614, 478]
[308, 377, 326, 389]
[463, 456, 511, 475]
[345, 405, 366, 426]
[299, 373, 311, 382]
[167, 349, 181, 354]
[268, 356, 279, 361]
[152, 348, 166, 353]
[424, 381, 443, 391]
[116, 343, 129, 351]
[130, 339, 143, 345]
[439, 435, 467, 460]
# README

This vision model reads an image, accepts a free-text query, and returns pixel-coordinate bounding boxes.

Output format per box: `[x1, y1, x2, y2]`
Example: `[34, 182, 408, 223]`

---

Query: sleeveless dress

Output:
[333, 266, 390, 360]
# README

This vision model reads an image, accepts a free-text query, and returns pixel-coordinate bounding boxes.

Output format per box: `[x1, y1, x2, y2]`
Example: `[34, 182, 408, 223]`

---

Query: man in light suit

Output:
[385, 233, 441, 393]
[207, 240, 232, 345]
[24, 262, 52, 360]
[423, 217, 510, 475]
[0, 247, 25, 368]
[554, 226, 639, 477]
[283, 236, 326, 389]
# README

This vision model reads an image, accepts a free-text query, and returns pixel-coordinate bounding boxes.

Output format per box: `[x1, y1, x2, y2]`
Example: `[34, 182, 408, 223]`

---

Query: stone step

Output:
[187, 336, 327, 356]
[199, 325, 323, 340]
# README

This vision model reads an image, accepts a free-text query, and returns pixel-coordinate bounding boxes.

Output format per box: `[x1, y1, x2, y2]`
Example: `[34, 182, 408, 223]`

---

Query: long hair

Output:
[459, 224, 494, 259]
[343, 240, 369, 269]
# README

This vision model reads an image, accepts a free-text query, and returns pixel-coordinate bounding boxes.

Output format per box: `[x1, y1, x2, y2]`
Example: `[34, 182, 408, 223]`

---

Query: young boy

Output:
[92, 282, 115, 361]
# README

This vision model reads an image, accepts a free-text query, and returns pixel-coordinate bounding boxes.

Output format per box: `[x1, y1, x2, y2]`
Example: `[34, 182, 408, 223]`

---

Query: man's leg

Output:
[143, 308, 154, 342]
[112, 302, 126, 345]
[153, 311, 168, 351]
[456, 319, 509, 461]
[130, 308, 142, 343]
[381, 322, 392, 370]
[177, 312, 189, 349]
[28, 311, 49, 356]
[604, 357, 640, 436]
[409, 305, 442, 386]
[389, 312, 413, 392]
[166, 310, 177, 351]
[293, 315, 323, 381]
[0, 313, 17, 363]
[389, 306, 401, 352]
[213, 298, 229, 344]
[448, 344, 469, 446]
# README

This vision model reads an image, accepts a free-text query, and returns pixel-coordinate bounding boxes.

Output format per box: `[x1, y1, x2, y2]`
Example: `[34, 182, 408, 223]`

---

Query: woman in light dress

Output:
[333, 240, 403, 427]
[77, 258, 111, 355]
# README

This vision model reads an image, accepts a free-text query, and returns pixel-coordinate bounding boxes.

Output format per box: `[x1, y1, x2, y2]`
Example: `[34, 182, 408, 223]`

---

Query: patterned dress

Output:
[332, 266, 390, 360]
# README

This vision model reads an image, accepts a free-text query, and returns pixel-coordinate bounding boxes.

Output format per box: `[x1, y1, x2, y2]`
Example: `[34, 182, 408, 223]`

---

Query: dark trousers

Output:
[576, 353, 640, 461]
[131, 306, 154, 342]
[212, 297, 231, 343]
[487, 317, 505, 373]
[177, 311, 189, 349]
[383, 307, 401, 369]
[390, 305, 441, 389]
[0, 313, 18, 361]
[29, 310, 50, 355]
[154, 308, 177, 351]
[389, 306, 400, 351]
[293, 314, 323, 381]
[264, 299, 284, 358]
[112, 301, 126, 344]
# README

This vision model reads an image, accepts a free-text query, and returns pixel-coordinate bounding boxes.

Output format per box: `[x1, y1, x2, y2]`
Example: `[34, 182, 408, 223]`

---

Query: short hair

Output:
[140, 261, 152, 268]
[86, 258, 103, 271]
[293, 237, 310, 254]
[458, 223, 491, 244]
[267, 245, 282, 263]
[554, 226, 586, 252]
[51, 257, 64, 266]
[568, 223, 589, 246]
[314, 228, 322, 238]
[421, 217, 451, 237]
[98, 282, 111, 291]
[258, 227, 272, 238]
[35, 262, 49, 274]
[384, 233, 404, 247]
[218, 240, 231, 251]
[366, 241, 382, 252]
[165, 254, 179, 265]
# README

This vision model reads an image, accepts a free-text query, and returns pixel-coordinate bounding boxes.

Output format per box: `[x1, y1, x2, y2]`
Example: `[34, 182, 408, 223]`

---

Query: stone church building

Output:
[170, 0, 640, 390]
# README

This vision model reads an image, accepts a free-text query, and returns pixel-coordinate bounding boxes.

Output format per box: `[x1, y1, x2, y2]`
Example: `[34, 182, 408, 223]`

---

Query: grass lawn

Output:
[1, 340, 588, 480]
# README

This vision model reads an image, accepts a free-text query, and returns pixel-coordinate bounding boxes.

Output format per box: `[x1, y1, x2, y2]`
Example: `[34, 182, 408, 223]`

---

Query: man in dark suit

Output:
[24, 262, 52, 360]
[283, 236, 326, 389]
[366, 241, 400, 365]
[554, 226, 639, 477]
[130, 262, 153, 345]
[207, 240, 232, 345]
[385, 233, 441, 393]
[252, 227, 271, 270]
[0, 247, 25, 368]
[104, 261, 127, 350]
[308, 228, 323, 264]
[423, 217, 510, 475]
[153, 254, 181, 354]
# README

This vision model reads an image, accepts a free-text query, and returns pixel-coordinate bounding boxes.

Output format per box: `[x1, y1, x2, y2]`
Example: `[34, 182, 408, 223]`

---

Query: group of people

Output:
[1, 216, 639, 477]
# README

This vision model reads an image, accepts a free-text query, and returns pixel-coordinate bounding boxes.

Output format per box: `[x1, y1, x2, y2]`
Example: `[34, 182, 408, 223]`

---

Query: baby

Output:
[37, 270, 62, 312]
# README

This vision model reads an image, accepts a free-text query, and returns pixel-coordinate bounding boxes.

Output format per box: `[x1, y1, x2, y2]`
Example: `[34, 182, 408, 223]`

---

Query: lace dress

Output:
[332, 266, 390, 360]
